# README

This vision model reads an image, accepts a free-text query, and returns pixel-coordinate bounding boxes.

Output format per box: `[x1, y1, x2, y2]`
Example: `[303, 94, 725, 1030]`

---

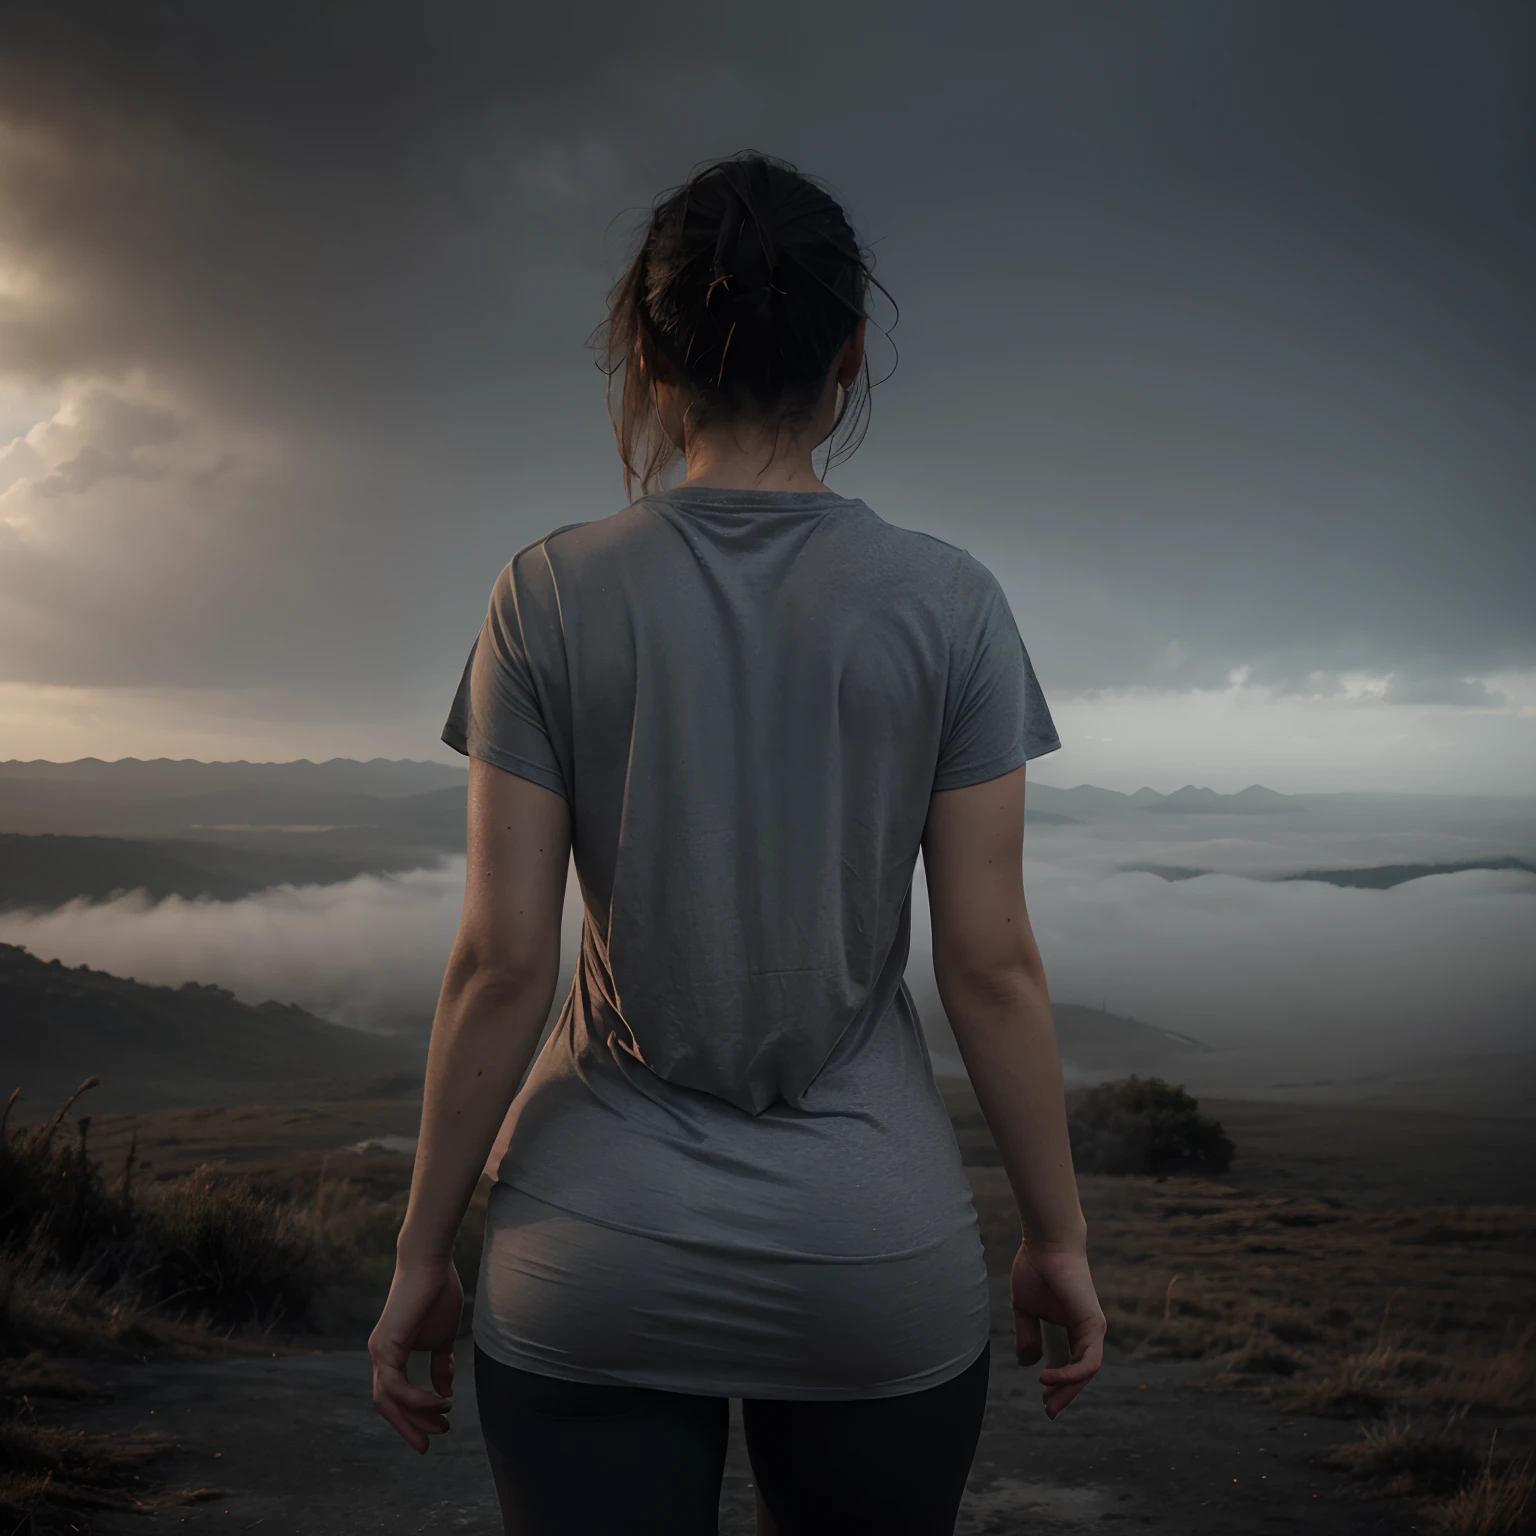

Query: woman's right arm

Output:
[922, 764, 1105, 1418]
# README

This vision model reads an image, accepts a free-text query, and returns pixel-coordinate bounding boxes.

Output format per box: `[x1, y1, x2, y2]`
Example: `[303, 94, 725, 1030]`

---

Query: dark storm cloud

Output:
[0, 0, 1531, 702]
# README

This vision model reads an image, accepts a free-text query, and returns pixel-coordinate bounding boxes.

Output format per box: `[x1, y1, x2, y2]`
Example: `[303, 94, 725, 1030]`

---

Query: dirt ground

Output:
[71, 1336, 1410, 1534]
[20, 1086, 1535, 1533]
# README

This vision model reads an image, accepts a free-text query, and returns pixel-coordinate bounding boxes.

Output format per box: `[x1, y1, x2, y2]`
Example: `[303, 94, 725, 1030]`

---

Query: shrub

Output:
[1, 1081, 335, 1343]
[0, 1082, 135, 1275]
[1069, 1076, 1234, 1176]
[139, 1171, 328, 1330]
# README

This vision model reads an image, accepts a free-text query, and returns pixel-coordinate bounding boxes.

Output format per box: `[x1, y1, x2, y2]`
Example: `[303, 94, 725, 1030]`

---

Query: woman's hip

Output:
[471, 1182, 990, 1400]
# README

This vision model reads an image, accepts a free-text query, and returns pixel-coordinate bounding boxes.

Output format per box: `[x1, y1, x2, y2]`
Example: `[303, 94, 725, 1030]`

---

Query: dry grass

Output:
[1423, 1439, 1535, 1535]
[974, 1174, 1536, 1421]
[0, 1416, 172, 1531]
[0, 1080, 463, 1356]
[962, 1157, 1536, 1531]
[1325, 1413, 1482, 1497]
[1324, 1417, 1535, 1533]
[962, 1152, 1536, 1528]
[1438, 1325, 1536, 1415]
[0, 1252, 229, 1361]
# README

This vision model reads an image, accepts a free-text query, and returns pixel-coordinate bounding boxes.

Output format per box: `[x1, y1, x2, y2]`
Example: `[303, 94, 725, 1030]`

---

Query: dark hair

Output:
[599, 152, 889, 497]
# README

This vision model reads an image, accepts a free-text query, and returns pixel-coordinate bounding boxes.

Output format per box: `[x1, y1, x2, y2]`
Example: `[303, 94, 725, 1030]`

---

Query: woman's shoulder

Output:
[846, 508, 1010, 609]
[485, 510, 630, 590]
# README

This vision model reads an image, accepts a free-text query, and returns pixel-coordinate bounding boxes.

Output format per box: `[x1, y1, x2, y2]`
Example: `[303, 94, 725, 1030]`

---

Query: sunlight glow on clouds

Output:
[0, 8, 1526, 788]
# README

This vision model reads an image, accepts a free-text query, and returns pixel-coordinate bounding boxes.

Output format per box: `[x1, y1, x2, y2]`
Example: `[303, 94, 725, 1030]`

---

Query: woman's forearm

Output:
[938, 965, 1086, 1251]
[395, 948, 560, 1266]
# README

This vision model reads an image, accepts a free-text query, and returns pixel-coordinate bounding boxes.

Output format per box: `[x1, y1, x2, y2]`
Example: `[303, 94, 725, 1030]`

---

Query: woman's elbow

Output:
[444, 937, 557, 1003]
[933, 942, 1047, 1010]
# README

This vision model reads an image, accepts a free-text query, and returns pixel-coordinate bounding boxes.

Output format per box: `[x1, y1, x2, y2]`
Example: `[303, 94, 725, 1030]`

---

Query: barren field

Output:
[6, 1086, 1534, 1533]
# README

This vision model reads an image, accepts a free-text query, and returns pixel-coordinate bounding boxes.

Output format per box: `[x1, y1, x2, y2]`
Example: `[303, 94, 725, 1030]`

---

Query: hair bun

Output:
[709, 192, 776, 317]
[602, 152, 887, 496]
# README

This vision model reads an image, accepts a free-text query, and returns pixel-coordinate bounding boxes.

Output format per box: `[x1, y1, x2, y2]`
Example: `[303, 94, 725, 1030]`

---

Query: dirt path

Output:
[75, 1342, 1412, 1534]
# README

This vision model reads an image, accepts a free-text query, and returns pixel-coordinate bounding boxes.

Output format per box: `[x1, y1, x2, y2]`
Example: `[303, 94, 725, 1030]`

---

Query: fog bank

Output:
[3, 835, 1530, 1090]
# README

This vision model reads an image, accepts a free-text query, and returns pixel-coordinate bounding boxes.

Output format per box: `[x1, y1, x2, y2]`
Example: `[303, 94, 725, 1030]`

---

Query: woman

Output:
[369, 153, 1105, 1536]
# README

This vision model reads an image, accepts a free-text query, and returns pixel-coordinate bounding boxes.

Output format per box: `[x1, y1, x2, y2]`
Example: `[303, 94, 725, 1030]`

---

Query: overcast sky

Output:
[0, 1, 1531, 791]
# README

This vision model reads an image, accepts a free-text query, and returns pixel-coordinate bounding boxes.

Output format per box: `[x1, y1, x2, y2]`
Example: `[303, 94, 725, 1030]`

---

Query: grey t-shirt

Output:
[444, 486, 1058, 1266]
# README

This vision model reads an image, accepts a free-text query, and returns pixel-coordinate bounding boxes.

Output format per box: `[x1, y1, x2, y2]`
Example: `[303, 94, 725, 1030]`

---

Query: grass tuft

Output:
[1423, 1437, 1535, 1536]
[0, 1414, 170, 1532]
[1326, 1414, 1482, 1497]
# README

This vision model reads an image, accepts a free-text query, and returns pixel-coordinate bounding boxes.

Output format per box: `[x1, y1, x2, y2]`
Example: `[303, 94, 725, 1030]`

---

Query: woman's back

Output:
[450, 484, 1057, 1111]
[447, 484, 1057, 1268]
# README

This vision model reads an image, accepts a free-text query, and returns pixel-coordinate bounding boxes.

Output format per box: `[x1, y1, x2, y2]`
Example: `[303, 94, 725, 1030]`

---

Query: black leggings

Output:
[474, 1344, 990, 1535]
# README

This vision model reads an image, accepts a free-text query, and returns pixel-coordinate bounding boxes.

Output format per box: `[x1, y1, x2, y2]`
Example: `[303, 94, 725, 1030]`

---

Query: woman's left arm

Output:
[369, 757, 571, 1452]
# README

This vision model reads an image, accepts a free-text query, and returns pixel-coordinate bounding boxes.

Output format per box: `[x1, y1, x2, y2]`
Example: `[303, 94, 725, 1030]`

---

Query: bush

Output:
[1069, 1076, 1234, 1175]
[1, 1081, 333, 1343]
[0, 1082, 135, 1276]
[139, 1172, 328, 1331]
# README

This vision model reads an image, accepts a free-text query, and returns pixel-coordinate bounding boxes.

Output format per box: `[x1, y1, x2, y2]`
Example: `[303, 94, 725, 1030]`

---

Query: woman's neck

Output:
[676, 425, 831, 494]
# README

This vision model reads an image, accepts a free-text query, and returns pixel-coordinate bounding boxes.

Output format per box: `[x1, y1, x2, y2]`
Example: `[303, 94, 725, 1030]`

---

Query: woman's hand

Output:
[369, 1258, 464, 1453]
[1010, 1242, 1106, 1420]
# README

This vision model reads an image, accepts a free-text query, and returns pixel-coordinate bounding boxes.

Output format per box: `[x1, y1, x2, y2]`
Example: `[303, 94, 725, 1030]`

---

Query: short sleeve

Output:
[933, 563, 1060, 792]
[441, 556, 568, 798]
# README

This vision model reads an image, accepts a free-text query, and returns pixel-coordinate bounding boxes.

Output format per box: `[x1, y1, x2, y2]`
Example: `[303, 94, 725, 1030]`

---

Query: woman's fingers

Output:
[1039, 1352, 1101, 1387]
[375, 1395, 450, 1454]
[384, 1376, 454, 1412]
[1043, 1379, 1090, 1419]
[372, 1350, 454, 1453]
[1037, 1322, 1105, 1418]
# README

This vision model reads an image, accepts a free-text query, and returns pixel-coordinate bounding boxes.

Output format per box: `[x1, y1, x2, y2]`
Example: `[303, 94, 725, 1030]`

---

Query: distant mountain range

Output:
[0, 757, 465, 795]
[3, 760, 1529, 917]
[0, 757, 467, 838]
[2, 760, 1306, 839]
[0, 760, 470, 908]
[1027, 781, 1301, 816]
[0, 942, 424, 1113]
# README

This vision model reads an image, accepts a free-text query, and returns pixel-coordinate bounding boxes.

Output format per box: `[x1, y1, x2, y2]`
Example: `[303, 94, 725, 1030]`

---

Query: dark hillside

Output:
[0, 943, 423, 1112]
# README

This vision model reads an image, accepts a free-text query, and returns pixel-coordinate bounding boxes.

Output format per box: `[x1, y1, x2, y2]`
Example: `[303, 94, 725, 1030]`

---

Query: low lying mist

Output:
[0, 861, 471, 1035]
[2, 814, 1530, 1104]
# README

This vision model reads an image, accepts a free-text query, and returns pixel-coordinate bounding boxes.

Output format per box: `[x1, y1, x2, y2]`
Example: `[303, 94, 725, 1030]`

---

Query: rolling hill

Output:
[0, 942, 424, 1113]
